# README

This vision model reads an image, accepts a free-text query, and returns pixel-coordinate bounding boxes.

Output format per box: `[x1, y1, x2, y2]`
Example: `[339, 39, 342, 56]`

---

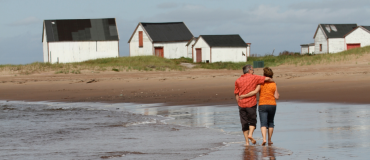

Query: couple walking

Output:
[234, 65, 279, 146]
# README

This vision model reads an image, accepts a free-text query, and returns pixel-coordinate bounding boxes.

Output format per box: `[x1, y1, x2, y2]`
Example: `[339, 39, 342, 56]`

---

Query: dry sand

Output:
[1, 55, 370, 105]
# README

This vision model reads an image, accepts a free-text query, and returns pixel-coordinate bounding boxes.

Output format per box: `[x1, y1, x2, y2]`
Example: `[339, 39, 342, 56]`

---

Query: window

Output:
[139, 31, 143, 47]
[320, 44, 322, 51]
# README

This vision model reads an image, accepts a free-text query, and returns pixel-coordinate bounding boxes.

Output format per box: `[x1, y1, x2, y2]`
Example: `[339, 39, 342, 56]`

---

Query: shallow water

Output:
[1, 101, 369, 159]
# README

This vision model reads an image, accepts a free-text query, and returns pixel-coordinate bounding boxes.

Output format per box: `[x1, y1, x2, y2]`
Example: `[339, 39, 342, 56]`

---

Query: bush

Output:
[278, 50, 300, 56]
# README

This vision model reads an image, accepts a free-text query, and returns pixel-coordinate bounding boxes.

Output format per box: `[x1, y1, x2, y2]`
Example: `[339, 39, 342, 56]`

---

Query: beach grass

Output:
[0, 56, 186, 74]
[0, 46, 369, 74]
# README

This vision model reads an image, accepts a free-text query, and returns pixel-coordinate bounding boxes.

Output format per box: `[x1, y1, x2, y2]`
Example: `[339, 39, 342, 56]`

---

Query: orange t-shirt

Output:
[259, 82, 277, 106]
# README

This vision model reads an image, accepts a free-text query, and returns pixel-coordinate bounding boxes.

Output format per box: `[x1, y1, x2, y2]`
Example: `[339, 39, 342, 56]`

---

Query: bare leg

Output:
[248, 126, 256, 144]
[268, 128, 274, 144]
[261, 127, 267, 145]
[243, 130, 250, 145]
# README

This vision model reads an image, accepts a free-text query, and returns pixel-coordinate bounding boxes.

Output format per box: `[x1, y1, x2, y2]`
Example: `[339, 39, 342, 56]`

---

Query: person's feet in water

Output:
[248, 136, 256, 144]
[262, 141, 266, 145]
[243, 131, 250, 146]
[268, 141, 273, 145]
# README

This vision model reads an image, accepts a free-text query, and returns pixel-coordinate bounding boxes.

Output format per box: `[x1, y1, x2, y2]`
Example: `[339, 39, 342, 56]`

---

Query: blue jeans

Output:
[258, 105, 276, 129]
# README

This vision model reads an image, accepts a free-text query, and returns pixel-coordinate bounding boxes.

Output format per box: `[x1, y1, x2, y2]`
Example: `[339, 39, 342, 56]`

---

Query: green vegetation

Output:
[81, 56, 185, 71]
[170, 57, 193, 64]
[0, 46, 369, 74]
[0, 56, 185, 74]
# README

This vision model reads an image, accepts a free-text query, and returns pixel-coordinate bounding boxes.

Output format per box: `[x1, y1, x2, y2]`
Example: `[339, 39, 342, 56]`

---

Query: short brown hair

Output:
[263, 67, 273, 78]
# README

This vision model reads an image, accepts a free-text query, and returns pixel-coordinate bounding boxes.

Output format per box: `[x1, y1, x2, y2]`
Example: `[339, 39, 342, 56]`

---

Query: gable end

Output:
[128, 23, 153, 43]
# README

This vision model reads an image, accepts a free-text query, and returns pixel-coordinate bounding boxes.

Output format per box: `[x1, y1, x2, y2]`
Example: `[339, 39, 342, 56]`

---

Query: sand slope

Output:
[1, 55, 370, 105]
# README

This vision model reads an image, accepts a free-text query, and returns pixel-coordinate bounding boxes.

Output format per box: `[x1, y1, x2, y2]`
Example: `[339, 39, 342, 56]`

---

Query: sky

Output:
[1, 0, 370, 64]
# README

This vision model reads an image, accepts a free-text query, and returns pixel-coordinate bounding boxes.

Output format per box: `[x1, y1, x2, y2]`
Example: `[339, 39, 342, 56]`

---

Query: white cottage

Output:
[344, 26, 370, 49]
[128, 22, 194, 59]
[300, 43, 315, 54]
[42, 18, 119, 63]
[192, 35, 249, 63]
[185, 37, 197, 58]
[313, 24, 357, 54]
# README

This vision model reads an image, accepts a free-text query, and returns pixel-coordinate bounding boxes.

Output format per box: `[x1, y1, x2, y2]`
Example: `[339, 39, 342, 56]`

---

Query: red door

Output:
[196, 48, 202, 62]
[154, 47, 164, 58]
[347, 43, 361, 50]
[138, 31, 143, 47]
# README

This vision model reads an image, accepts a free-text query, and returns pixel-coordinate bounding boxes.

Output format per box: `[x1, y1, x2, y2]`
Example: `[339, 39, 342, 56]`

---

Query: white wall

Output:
[187, 39, 196, 58]
[48, 41, 119, 63]
[153, 41, 188, 59]
[314, 27, 328, 54]
[301, 46, 309, 54]
[129, 25, 153, 56]
[246, 45, 250, 57]
[211, 47, 247, 63]
[309, 46, 315, 54]
[345, 27, 370, 48]
[328, 38, 345, 53]
[192, 37, 210, 63]
[42, 27, 48, 62]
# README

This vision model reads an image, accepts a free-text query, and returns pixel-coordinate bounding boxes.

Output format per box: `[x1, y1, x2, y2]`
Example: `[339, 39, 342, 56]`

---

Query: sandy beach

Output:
[1, 55, 370, 105]
[1, 56, 370, 159]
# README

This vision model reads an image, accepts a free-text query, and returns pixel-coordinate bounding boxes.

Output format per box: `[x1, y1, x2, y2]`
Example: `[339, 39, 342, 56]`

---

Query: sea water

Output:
[0, 101, 369, 159]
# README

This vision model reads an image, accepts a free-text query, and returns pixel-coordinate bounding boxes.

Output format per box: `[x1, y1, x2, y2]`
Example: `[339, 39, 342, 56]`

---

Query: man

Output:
[234, 65, 273, 145]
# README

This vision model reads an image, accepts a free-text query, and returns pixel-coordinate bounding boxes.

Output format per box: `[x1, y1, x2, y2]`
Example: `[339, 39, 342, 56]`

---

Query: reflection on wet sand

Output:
[243, 146, 276, 160]
[136, 105, 293, 159]
[139, 106, 240, 133]
[120, 102, 370, 159]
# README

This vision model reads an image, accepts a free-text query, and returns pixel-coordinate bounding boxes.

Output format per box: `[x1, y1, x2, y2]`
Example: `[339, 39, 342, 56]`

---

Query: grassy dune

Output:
[0, 46, 369, 74]
[0, 56, 189, 75]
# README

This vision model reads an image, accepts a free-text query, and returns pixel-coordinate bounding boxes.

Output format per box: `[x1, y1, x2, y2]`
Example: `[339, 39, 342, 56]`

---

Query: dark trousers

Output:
[258, 105, 276, 129]
[238, 104, 257, 131]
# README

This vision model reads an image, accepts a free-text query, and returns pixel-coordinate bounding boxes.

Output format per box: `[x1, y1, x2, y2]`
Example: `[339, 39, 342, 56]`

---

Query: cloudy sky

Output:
[1, 0, 370, 64]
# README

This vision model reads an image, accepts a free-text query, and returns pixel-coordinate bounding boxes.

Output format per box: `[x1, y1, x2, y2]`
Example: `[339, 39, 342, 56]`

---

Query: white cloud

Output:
[9, 17, 40, 26]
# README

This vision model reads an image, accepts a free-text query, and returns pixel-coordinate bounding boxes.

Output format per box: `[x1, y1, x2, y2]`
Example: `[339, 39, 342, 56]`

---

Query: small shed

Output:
[344, 26, 370, 50]
[42, 18, 119, 63]
[185, 37, 197, 58]
[128, 22, 194, 59]
[313, 24, 357, 54]
[300, 43, 315, 54]
[192, 35, 249, 63]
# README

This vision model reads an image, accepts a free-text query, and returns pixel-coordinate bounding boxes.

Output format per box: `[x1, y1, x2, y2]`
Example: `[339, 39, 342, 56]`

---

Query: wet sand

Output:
[129, 102, 370, 159]
[0, 101, 232, 159]
[1, 101, 369, 159]
[1, 57, 370, 105]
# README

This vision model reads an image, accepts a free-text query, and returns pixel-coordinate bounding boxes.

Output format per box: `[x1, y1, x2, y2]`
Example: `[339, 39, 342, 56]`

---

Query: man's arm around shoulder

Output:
[264, 77, 274, 82]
